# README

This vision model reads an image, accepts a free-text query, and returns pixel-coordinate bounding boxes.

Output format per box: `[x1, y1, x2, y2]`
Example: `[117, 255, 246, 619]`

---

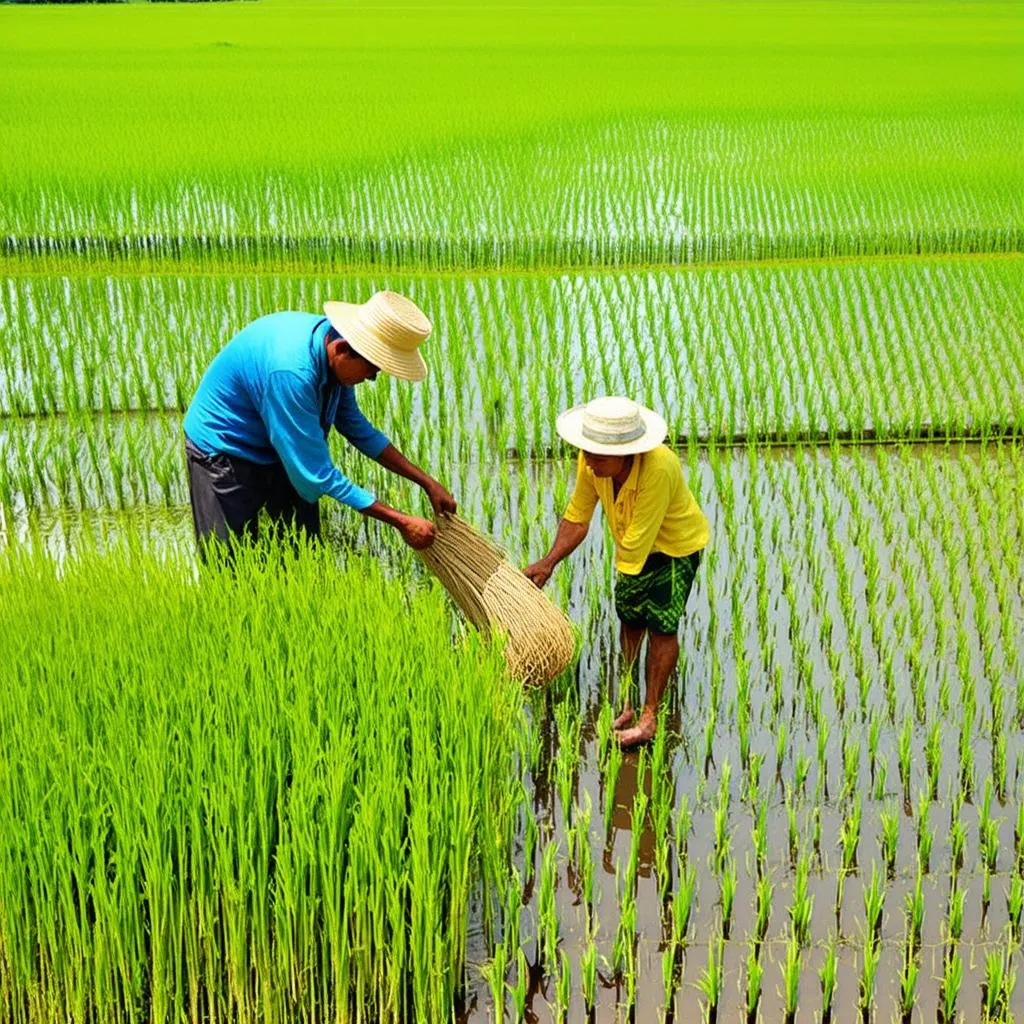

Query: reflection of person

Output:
[183, 291, 454, 560]
[525, 397, 710, 748]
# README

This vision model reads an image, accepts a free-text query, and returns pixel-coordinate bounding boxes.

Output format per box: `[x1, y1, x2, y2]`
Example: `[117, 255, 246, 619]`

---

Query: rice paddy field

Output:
[1, 1, 1023, 1021]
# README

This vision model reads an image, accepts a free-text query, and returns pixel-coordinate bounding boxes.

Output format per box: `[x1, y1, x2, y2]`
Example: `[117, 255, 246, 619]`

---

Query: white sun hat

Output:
[556, 396, 668, 456]
[323, 291, 432, 382]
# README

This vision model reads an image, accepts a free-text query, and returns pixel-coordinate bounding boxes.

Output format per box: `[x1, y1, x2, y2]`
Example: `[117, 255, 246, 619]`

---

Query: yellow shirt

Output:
[563, 445, 710, 575]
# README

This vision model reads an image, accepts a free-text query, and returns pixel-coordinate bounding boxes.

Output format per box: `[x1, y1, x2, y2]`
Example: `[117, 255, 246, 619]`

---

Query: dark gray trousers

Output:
[185, 439, 320, 561]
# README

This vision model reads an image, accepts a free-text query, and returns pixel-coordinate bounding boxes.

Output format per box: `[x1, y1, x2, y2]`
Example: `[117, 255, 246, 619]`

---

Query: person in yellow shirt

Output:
[525, 396, 710, 748]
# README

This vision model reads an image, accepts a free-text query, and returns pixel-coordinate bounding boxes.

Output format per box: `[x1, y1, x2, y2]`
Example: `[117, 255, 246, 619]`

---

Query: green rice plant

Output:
[790, 855, 814, 948]
[538, 841, 560, 974]
[880, 801, 899, 878]
[983, 944, 1015, 1021]
[905, 867, 924, 955]
[721, 857, 737, 940]
[675, 794, 691, 869]
[946, 885, 966, 947]
[858, 934, 881, 1016]
[745, 941, 763, 1023]
[754, 874, 774, 947]
[917, 790, 934, 874]
[511, 947, 529, 1023]
[580, 937, 597, 1015]
[603, 740, 624, 834]
[1008, 875, 1024, 944]
[819, 939, 838, 1021]
[840, 795, 862, 874]
[752, 798, 769, 877]
[484, 942, 508, 1024]
[950, 815, 967, 877]
[780, 936, 801, 1024]
[554, 950, 571, 1024]
[672, 863, 697, 949]
[862, 862, 886, 948]
[898, 717, 913, 801]
[696, 937, 724, 1024]
[899, 939, 919, 1023]
[939, 950, 963, 1024]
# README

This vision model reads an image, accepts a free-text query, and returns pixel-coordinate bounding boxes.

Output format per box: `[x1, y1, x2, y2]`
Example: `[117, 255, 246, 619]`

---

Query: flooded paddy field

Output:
[4, 428, 1022, 1022]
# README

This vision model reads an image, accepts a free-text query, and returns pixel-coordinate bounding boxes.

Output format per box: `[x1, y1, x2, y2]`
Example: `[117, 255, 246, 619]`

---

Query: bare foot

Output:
[615, 709, 656, 749]
[613, 705, 635, 730]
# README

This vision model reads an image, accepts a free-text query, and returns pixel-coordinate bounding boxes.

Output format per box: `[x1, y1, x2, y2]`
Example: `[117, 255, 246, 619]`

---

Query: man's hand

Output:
[424, 479, 457, 516]
[523, 559, 555, 588]
[399, 515, 436, 550]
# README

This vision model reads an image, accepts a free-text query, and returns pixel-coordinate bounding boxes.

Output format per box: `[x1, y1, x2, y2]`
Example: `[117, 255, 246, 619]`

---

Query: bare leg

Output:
[614, 622, 646, 729]
[616, 631, 680, 749]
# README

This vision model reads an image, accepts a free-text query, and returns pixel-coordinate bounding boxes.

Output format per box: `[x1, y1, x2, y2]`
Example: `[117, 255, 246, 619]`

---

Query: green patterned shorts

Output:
[614, 550, 703, 636]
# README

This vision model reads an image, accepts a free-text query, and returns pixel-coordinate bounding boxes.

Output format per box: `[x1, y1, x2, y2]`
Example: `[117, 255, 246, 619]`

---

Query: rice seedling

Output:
[862, 862, 886, 948]
[939, 950, 963, 1024]
[858, 935, 881, 1018]
[880, 802, 899, 878]
[745, 941, 763, 1024]
[672, 864, 698, 950]
[720, 857, 737, 940]
[898, 939, 918, 1024]
[982, 944, 1016, 1021]
[780, 936, 801, 1024]
[916, 791, 934, 874]
[695, 937, 724, 1024]
[790, 855, 814, 948]
[511, 948, 529, 1024]
[905, 868, 924, 956]
[580, 938, 597, 1016]
[1008, 875, 1024, 944]
[554, 950, 571, 1024]
[840, 795, 863, 874]
[537, 841, 560, 974]
[819, 939, 838, 1022]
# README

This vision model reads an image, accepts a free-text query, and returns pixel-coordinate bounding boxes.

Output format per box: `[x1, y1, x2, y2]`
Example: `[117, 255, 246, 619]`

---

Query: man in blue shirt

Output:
[183, 290, 453, 559]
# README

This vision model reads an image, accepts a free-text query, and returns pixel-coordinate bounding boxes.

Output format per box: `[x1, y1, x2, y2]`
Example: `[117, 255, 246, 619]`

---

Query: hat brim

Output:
[323, 301, 428, 382]
[556, 403, 668, 455]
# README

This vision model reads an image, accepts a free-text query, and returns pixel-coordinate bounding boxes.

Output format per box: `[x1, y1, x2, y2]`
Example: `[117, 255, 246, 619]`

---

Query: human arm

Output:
[261, 373, 435, 547]
[334, 386, 455, 515]
[524, 453, 597, 587]
[524, 518, 590, 588]
[376, 444, 457, 516]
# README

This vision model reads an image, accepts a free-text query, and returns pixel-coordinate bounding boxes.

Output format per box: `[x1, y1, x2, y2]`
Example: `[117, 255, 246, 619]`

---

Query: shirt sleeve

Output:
[259, 371, 376, 511]
[563, 451, 599, 525]
[333, 386, 391, 459]
[616, 462, 673, 574]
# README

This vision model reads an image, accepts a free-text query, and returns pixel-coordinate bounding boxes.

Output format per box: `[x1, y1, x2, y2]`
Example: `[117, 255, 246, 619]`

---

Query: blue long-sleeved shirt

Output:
[183, 312, 390, 510]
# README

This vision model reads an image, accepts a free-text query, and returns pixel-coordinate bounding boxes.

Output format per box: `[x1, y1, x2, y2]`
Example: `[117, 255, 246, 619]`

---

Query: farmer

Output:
[183, 290, 454, 559]
[524, 396, 710, 748]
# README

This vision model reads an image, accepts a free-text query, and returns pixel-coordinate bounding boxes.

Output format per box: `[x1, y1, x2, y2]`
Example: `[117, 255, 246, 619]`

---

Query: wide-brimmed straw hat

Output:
[323, 291, 431, 382]
[556, 396, 668, 456]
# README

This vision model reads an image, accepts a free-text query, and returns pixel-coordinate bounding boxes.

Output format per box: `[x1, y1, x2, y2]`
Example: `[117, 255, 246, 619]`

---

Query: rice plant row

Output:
[1, 257, 1020, 482]
[5, 108, 1021, 271]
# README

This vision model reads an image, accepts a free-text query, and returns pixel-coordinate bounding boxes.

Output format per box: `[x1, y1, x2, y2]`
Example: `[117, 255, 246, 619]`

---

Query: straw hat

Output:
[556, 396, 667, 456]
[323, 291, 431, 382]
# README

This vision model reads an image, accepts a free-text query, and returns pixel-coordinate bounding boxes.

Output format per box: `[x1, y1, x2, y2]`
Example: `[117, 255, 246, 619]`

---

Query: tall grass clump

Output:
[0, 533, 524, 1023]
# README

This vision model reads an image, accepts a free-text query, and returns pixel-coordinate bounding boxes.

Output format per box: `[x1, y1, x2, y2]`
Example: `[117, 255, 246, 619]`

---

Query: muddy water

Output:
[4, 436, 1023, 1022]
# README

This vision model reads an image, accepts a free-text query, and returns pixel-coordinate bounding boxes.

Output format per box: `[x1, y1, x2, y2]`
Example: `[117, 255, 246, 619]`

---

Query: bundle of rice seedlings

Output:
[418, 514, 575, 686]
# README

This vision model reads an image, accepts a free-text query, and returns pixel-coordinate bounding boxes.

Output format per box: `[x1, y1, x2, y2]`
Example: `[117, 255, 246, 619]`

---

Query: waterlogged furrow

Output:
[1, 258, 1021, 481]
[4, 114, 1022, 270]
[0, 543, 525, 1024]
